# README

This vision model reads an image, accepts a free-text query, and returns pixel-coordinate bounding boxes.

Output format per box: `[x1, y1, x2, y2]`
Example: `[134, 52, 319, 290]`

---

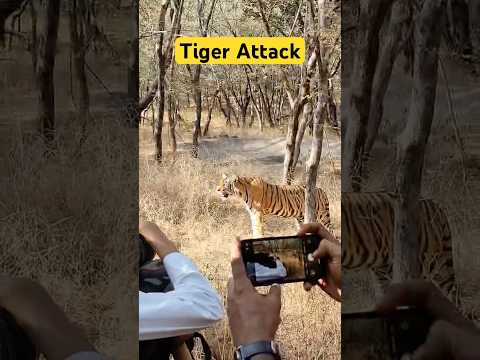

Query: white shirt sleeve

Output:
[139, 252, 224, 341]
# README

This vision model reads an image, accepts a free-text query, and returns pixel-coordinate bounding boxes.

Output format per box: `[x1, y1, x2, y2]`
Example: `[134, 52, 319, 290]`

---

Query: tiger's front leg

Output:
[249, 209, 265, 237]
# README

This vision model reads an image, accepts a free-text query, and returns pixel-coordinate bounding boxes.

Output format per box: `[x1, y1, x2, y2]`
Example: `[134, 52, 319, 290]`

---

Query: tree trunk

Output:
[128, 0, 139, 123]
[139, 79, 158, 113]
[167, 92, 177, 153]
[69, 0, 90, 130]
[32, 0, 61, 143]
[151, 102, 156, 135]
[154, 70, 166, 162]
[364, 0, 410, 162]
[282, 98, 305, 184]
[191, 66, 202, 158]
[282, 50, 317, 185]
[153, 0, 183, 161]
[470, 0, 480, 58]
[251, 94, 263, 131]
[305, 98, 326, 223]
[342, 0, 392, 192]
[292, 106, 313, 170]
[257, 84, 274, 127]
[393, 0, 443, 283]
[203, 89, 218, 136]
[249, 105, 255, 127]
[154, 5, 167, 162]
[217, 94, 231, 126]
[445, 0, 471, 55]
[167, 61, 177, 153]
[191, 0, 217, 157]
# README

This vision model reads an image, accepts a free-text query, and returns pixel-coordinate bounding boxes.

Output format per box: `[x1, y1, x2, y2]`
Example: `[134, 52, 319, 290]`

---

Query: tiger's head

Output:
[216, 173, 240, 200]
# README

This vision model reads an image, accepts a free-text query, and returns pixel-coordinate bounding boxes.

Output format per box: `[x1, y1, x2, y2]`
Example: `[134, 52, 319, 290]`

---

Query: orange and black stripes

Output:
[342, 192, 456, 299]
[217, 175, 331, 230]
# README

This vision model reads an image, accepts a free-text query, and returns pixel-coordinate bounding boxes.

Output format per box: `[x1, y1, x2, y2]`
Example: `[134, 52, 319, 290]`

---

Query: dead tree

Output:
[190, 0, 217, 158]
[363, 0, 411, 165]
[247, 77, 264, 131]
[219, 87, 238, 127]
[282, 50, 316, 184]
[69, 0, 91, 131]
[229, 72, 251, 127]
[444, 0, 471, 55]
[30, 0, 61, 143]
[470, 1, 480, 58]
[393, 0, 444, 282]
[167, 62, 177, 153]
[139, 79, 158, 114]
[342, 0, 393, 191]
[154, 0, 183, 162]
[305, 98, 326, 223]
[128, 0, 139, 120]
[257, 0, 337, 184]
[305, 0, 329, 223]
[202, 88, 219, 136]
[216, 92, 231, 126]
[256, 0, 316, 183]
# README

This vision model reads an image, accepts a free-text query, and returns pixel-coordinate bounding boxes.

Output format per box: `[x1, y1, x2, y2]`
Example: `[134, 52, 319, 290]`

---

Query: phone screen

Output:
[240, 235, 323, 286]
[342, 308, 432, 360]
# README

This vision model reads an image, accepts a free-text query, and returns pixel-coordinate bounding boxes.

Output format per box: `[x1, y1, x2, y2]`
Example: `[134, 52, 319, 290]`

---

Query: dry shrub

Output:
[0, 118, 138, 359]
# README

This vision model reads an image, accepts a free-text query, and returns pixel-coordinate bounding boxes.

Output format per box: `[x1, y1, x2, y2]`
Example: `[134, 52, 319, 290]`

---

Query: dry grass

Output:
[139, 119, 341, 359]
[0, 119, 138, 360]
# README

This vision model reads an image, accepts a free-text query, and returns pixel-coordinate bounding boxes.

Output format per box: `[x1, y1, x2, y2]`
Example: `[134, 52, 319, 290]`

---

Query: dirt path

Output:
[141, 126, 341, 164]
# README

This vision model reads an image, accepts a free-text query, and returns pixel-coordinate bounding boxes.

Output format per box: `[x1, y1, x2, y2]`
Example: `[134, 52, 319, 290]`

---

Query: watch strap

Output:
[235, 340, 280, 360]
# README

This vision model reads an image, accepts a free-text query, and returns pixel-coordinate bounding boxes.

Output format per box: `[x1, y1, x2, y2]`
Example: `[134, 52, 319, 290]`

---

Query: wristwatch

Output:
[234, 340, 281, 360]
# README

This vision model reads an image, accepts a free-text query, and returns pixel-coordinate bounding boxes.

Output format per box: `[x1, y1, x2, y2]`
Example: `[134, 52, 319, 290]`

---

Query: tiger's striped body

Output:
[217, 174, 331, 236]
[342, 192, 456, 300]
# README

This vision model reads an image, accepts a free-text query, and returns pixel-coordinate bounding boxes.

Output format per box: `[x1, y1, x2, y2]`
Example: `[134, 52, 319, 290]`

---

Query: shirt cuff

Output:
[64, 352, 110, 360]
[163, 252, 200, 284]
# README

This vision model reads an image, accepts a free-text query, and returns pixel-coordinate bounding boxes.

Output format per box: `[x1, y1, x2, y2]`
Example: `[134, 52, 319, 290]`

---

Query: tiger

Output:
[216, 174, 331, 237]
[342, 192, 456, 303]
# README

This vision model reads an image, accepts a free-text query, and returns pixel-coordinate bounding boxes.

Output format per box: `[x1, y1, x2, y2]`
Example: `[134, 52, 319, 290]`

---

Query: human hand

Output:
[227, 238, 282, 347]
[299, 223, 341, 302]
[139, 221, 178, 259]
[376, 280, 480, 360]
[0, 277, 94, 360]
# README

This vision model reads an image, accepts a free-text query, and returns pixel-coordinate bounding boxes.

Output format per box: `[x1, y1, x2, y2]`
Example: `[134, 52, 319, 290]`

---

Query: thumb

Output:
[312, 243, 329, 261]
[268, 284, 281, 304]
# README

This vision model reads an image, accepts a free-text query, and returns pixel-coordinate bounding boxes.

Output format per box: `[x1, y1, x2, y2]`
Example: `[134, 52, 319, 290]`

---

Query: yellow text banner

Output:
[175, 37, 305, 65]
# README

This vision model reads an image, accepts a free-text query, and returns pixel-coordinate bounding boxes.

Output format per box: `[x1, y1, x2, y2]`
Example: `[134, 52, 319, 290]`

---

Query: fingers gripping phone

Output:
[240, 235, 325, 286]
[342, 307, 433, 360]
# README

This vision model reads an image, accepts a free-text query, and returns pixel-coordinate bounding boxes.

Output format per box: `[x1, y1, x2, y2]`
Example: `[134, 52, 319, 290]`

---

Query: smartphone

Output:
[342, 307, 433, 360]
[240, 234, 324, 286]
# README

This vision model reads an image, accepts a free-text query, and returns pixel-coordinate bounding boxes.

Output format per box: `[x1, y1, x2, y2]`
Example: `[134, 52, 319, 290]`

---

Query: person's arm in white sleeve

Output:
[139, 252, 224, 341]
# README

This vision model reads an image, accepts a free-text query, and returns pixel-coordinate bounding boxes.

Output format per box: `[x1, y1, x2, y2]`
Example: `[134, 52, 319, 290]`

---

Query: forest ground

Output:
[140, 114, 342, 359]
